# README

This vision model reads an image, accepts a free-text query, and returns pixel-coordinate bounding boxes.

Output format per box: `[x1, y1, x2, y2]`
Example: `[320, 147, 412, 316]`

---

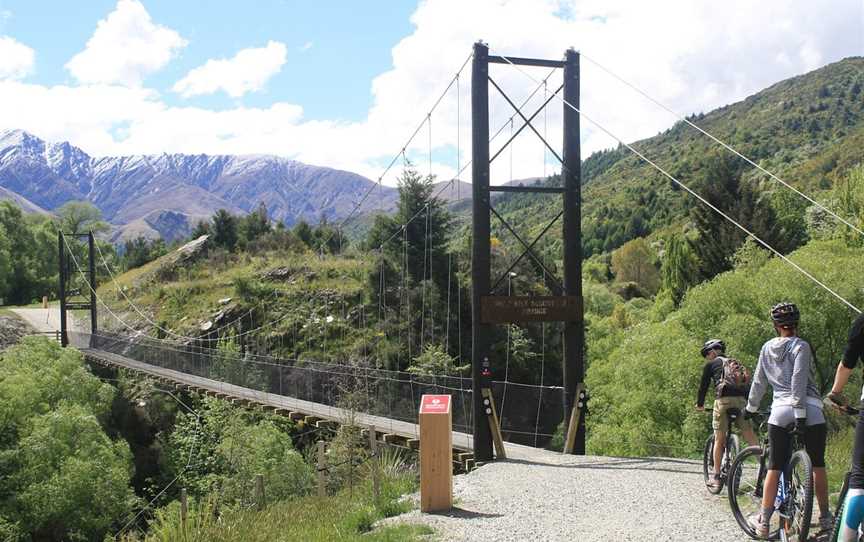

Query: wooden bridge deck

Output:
[81, 347, 549, 469]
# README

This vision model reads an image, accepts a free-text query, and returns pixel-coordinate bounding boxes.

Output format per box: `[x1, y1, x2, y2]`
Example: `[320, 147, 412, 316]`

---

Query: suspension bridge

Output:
[45, 41, 864, 483]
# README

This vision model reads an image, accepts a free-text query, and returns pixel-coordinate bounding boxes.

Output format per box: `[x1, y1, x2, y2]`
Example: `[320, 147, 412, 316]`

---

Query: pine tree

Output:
[691, 154, 786, 280]
[211, 209, 238, 252]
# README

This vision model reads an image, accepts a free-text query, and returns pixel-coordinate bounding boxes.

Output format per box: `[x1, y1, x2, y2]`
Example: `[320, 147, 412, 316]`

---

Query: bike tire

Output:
[831, 474, 850, 542]
[703, 434, 719, 493]
[728, 445, 781, 540]
[784, 449, 813, 542]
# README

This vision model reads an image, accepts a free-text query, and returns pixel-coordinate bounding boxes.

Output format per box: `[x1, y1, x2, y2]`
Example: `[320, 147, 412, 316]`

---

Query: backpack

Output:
[716, 356, 750, 394]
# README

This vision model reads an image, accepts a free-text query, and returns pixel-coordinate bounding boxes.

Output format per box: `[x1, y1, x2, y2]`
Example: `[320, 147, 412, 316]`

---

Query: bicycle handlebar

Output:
[824, 395, 861, 416]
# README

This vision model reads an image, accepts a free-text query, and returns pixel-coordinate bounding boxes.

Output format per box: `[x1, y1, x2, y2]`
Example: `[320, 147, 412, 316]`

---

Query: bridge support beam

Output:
[471, 41, 494, 462]
[562, 48, 586, 455]
[471, 43, 585, 458]
[58, 230, 68, 347]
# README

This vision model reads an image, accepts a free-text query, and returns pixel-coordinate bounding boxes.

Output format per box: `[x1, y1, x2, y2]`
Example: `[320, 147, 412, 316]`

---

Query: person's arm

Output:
[830, 315, 864, 401]
[746, 348, 767, 412]
[696, 361, 713, 408]
[831, 362, 854, 396]
[790, 342, 812, 420]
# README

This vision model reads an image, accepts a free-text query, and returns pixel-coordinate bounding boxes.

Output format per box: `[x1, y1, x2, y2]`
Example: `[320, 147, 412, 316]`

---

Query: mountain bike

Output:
[826, 398, 863, 542]
[727, 411, 814, 541]
[703, 407, 742, 494]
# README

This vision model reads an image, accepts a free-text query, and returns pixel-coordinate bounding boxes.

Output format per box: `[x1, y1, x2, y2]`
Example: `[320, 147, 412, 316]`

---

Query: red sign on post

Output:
[420, 395, 451, 415]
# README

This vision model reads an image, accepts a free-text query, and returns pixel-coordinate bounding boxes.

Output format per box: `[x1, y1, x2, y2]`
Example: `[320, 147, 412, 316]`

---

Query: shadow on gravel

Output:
[427, 507, 504, 519]
[500, 457, 702, 476]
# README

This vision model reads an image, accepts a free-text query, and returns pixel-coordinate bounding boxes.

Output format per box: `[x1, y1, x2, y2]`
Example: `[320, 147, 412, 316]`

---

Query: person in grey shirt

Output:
[744, 302, 831, 538]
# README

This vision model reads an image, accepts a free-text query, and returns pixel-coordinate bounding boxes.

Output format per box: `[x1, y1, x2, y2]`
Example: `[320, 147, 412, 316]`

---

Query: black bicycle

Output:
[826, 398, 863, 542]
[703, 407, 742, 494]
[727, 411, 813, 541]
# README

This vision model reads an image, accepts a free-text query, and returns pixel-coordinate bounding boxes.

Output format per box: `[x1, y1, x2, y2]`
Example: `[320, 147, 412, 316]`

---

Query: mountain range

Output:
[0, 129, 401, 242]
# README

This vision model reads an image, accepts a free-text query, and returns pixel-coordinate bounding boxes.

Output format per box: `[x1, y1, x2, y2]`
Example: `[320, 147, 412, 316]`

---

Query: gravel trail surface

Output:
[9, 307, 76, 333]
[392, 453, 748, 541]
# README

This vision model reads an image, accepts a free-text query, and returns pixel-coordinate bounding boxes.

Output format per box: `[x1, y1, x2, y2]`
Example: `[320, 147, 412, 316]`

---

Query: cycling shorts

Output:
[767, 422, 827, 470]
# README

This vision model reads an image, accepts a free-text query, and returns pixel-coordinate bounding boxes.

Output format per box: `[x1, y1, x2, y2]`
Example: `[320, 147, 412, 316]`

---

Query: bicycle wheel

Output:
[728, 445, 781, 539]
[703, 434, 717, 492]
[783, 449, 813, 542]
[830, 474, 864, 542]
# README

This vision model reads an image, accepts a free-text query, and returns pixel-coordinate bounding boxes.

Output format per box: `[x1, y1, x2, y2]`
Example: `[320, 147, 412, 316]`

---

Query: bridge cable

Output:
[315, 52, 473, 256]
[93, 240, 276, 344]
[580, 51, 864, 239]
[498, 53, 863, 315]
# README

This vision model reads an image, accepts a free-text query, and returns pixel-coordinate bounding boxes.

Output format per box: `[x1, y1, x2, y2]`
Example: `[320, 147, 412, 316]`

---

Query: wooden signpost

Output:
[480, 295, 582, 324]
[419, 394, 453, 513]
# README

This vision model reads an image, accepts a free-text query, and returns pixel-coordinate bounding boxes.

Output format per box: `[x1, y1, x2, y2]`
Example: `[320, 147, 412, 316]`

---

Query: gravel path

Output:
[391, 453, 748, 541]
[9, 307, 77, 333]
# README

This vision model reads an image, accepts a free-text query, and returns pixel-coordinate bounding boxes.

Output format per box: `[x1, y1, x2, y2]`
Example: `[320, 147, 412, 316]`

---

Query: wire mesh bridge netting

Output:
[71, 331, 564, 447]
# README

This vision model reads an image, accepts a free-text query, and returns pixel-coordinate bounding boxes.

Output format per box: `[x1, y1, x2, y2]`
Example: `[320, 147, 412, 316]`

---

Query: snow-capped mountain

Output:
[0, 129, 399, 242]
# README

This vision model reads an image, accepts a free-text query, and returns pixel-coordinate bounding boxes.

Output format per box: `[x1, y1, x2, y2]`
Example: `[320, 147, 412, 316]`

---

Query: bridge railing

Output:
[70, 331, 564, 446]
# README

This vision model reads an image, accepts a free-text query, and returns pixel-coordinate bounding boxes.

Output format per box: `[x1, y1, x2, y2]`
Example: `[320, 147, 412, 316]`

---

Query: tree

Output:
[56, 201, 109, 235]
[238, 202, 271, 249]
[0, 338, 135, 541]
[0, 223, 11, 301]
[0, 202, 38, 304]
[611, 237, 660, 295]
[210, 209, 238, 252]
[372, 165, 452, 286]
[661, 234, 699, 305]
[123, 236, 167, 270]
[189, 219, 210, 240]
[293, 220, 313, 247]
[690, 153, 787, 280]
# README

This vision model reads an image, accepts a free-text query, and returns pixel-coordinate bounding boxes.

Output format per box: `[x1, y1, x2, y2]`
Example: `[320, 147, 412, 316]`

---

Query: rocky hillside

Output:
[0, 129, 401, 241]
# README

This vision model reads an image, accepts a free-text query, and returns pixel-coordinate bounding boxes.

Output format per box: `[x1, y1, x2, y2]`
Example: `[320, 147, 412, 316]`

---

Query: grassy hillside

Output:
[489, 56, 864, 256]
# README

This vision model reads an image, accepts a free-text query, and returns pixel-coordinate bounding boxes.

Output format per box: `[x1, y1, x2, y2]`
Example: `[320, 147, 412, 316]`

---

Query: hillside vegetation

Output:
[489, 56, 864, 257]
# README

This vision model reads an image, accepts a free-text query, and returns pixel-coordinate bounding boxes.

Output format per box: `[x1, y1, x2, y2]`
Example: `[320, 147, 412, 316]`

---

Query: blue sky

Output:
[0, 0, 860, 183]
[0, 0, 417, 121]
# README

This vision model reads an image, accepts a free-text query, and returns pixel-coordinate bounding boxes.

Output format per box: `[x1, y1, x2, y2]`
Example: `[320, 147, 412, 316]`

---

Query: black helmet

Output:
[701, 339, 726, 357]
[771, 302, 800, 327]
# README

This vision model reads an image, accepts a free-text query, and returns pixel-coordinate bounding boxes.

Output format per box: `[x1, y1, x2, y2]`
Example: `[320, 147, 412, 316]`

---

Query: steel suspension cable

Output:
[93, 240, 268, 344]
[315, 52, 473, 255]
[579, 51, 864, 239]
[498, 54, 862, 315]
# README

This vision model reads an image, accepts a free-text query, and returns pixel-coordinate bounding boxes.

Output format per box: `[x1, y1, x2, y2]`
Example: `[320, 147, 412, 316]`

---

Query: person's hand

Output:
[743, 410, 756, 421]
[794, 417, 807, 435]
[826, 391, 848, 411]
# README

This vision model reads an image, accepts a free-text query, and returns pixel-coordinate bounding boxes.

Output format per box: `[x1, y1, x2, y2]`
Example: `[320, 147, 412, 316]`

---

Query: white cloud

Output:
[173, 40, 288, 98]
[1, 0, 861, 187]
[65, 0, 187, 86]
[0, 36, 35, 80]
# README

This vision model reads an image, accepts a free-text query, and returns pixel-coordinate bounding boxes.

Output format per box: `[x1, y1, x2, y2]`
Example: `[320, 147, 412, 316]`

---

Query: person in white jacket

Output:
[744, 302, 831, 538]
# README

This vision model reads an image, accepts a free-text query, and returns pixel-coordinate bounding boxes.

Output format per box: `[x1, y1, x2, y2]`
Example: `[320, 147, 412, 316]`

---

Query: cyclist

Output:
[825, 310, 864, 541]
[695, 338, 758, 489]
[745, 302, 832, 538]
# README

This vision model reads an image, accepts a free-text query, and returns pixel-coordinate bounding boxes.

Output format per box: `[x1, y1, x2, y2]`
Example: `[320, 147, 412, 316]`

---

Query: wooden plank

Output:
[383, 434, 402, 445]
[304, 415, 322, 426]
[563, 382, 585, 455]
[288, 412, 304, 422]
[482, 388, 507, 459]
[407, 439, 420, 451]
[316, 420, 338, 430]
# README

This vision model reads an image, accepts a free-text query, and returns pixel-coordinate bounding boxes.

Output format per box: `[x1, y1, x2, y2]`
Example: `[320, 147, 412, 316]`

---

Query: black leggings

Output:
[768, 423, 827, 470]
[850, 409, 864, 489]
